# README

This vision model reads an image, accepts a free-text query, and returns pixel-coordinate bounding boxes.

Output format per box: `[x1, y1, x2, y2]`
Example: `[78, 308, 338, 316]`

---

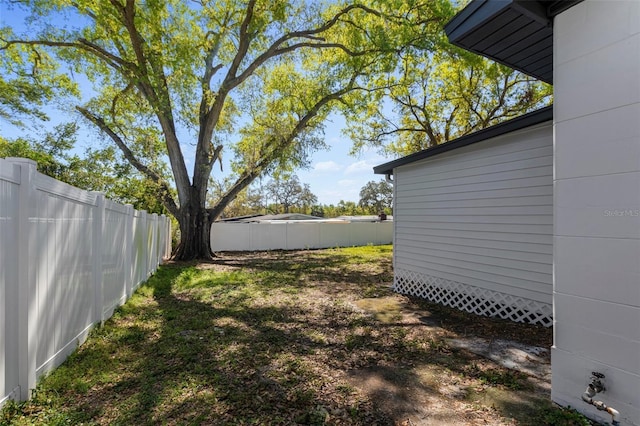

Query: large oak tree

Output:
[1, 0, 451, 259]
[358, 179, 392, 214]
[265, 174, 317, 214]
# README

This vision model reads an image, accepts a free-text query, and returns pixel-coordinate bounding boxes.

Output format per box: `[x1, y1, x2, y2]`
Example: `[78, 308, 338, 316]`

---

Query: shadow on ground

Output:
[4, 247, 569, 426]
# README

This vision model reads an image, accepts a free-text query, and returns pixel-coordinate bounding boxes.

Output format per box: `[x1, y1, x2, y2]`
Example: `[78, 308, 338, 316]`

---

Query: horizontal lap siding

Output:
[394, 122, 553, 320]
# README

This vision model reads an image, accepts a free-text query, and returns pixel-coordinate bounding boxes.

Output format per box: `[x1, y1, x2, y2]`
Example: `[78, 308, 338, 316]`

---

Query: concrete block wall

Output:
[552, 2, 640, 425]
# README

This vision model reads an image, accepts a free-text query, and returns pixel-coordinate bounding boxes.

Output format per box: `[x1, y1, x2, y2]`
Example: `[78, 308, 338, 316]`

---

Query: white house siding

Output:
[552, 2, 640, 425]
[393, 122, 553, 327]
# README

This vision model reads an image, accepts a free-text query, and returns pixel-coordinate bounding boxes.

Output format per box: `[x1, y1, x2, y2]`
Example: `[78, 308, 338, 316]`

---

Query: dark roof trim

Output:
[444, 1, 518, 44]
[545, 0, 583, 17]
[511, 1, 549, 25]
[443, 0, 583, 84]
[373, 105, 553, 175]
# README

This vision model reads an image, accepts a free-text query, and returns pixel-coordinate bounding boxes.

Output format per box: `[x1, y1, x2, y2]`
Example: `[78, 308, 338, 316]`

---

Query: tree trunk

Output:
[173, 188, 212, 260]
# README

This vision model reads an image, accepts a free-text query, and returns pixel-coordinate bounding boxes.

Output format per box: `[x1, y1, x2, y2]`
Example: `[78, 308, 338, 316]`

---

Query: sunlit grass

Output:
[1, 245, 587, 426]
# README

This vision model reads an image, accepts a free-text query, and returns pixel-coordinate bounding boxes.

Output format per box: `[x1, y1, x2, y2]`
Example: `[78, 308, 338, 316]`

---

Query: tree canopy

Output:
[0, 23, 77, 126]
[207, 177, 395, 218]
[1, 0, 452, 259]
[1, 0, 552, 259]
[358, 179, 392, 214]
[345, 36, 552, 157]
[0, 123, 170, 213]
[265, 174, 317, 214]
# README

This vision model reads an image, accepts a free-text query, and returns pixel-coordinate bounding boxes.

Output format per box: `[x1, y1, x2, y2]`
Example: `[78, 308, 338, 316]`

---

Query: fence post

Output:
[91, 193, 105, 324]
[165, 216, 172, 259]
[10, 158, 37, 401]
[158, 215, 165, 263]
[140, 210, 148, 279]
[124, 204, 134, 299]
[150, 213, 158, 271]
[155, 215, 161, 267]
[158, 215, 164, 265]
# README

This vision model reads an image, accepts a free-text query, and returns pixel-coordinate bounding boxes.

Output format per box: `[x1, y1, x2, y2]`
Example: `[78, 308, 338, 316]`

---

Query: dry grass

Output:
[1, 246, 593, 426]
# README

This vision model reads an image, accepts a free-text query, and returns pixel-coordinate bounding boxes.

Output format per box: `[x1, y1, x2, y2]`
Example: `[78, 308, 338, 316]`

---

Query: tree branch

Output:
[102, 0, 190, 206]
[210, 74, 363, 220]
[76, 106, 179, 217]
[197, 3, 392, 195]
[1, 38, 77, 51]
[225, 0, 256, 82]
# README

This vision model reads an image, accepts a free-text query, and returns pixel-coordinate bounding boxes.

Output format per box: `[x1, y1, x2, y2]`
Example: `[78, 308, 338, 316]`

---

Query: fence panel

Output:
[132, 211, 148, 290]
[211, 223, 251, 251]
[211, 221, 393, 252]
[318, 223, 352, 248]
[286, 223, 321, 249]
[146, 214, 157, 276]
[0, 157, 170, 406]
[102, 200, 129, 319]
[250, 223, 288, 251]
[32, 177, 97, 380]
[0, 160, 20, 405]
[155, 216, 165, 267]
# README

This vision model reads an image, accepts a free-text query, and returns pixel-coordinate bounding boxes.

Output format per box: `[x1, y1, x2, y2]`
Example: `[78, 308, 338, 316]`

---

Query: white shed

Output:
[375, 108, 554, 327]
[377, 1, 639, 425]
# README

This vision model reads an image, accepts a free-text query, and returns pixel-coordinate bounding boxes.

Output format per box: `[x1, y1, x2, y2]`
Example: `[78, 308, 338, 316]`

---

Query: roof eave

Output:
[444, 0, 513, 45]
[443, 0, 588, 84]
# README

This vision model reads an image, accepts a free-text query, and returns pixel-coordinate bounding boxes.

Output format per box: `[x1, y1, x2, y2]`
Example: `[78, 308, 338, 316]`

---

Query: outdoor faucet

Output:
[581, 372, 620, 426]
[586, 372, 605, 395]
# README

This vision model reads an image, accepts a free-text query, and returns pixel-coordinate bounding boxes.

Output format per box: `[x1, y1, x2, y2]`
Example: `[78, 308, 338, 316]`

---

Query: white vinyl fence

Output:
[211, 221, 393, 251]
[0, 157, 171, 406]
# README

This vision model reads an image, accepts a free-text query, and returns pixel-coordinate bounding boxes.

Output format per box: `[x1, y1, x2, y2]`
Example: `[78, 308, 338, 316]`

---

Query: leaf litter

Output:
[2, 246, 578, 426]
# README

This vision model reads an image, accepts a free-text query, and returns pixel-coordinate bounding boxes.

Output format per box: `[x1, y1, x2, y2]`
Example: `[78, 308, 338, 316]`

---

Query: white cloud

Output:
[314, 160, 342, 172]
[337, 179, 355, 187]
[344, 160, 374, 175]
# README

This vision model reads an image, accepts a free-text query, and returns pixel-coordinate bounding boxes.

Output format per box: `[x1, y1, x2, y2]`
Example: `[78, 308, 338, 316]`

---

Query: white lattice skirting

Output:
[394, 269, 553, 327]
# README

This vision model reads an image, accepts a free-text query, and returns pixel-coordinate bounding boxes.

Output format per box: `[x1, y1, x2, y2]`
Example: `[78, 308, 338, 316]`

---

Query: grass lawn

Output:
[1, 246, 593, 425]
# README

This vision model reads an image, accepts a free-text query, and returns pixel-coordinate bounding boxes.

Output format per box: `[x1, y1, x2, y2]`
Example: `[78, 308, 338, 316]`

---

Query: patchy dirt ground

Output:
[198, 248, 555, 425]
[347, 295, 552, 425]
[3, 246, 572, 426]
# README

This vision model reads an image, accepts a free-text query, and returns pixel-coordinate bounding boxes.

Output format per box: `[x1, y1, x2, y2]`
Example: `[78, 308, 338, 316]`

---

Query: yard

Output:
[2, 246, 591, 425]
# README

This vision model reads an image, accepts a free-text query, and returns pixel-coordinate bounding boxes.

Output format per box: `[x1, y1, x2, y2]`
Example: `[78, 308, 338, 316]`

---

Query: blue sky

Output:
[295, 114, 393, 205]
[3, 108, 394, 206]
[0, 3, 397, 206]
[176, 112, 394, 206]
